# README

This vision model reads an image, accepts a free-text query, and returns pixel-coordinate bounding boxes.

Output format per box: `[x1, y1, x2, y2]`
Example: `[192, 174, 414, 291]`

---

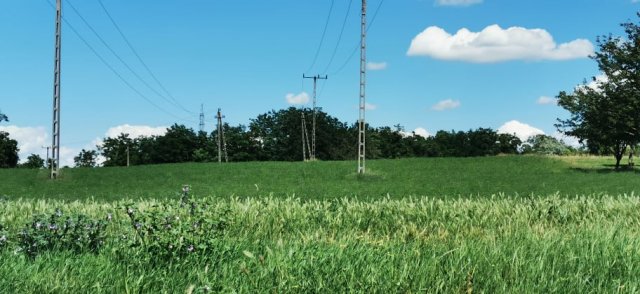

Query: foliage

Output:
[0, 156, 637, 202]
[2, 195, 640, 292]
[20, 154, 45, 169]
[0, 110, 7, 123]
[522, 134, 573, 155]
[17, 209, 108, 258]
[0, 131, 19, 168]
[0, 224, 7, 250]
[74, 149, 98, 168]
[123, 190, 228, 262]
[557, 14, 640, 168]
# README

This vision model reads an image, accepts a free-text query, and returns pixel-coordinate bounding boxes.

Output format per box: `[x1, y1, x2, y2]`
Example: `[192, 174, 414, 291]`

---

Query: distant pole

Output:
[303, 74, 327, 161]
[357, 0, 367, 174]
[216, 108, 228, 163]
[42, 146, 51, 169]
[51, 0, 62, 179]
[126, 146, 130, 167]
[301, 111, 312, 161]
[199, 104, 205, 133]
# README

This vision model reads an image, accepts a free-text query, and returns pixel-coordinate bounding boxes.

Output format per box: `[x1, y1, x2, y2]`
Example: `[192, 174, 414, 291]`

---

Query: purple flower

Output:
[48, 224, 58, 231]
[134, 222, 142, 230]
[187, 245, 194, 252]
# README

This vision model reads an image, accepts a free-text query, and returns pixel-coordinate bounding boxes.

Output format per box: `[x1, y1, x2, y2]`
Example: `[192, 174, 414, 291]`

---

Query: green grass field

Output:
[1, 156, 639, 292]
[0, 156, 638, 201]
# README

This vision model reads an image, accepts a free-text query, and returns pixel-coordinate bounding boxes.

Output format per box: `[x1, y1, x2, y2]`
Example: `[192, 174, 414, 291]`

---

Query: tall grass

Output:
[1, 194, 639, 292]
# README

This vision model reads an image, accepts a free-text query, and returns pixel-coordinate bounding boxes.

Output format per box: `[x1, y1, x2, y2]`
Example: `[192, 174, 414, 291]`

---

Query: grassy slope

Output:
[0, 156, 638, 201]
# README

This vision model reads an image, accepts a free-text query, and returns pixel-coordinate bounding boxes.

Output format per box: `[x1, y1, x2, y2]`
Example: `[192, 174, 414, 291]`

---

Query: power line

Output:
[44, 0, 196, 123]
[305, 0, 335, 74]
[96, 0, 195, 115]
[321, 0, 354, 74]
[65, 0, 191, 116]
[330, 0, 385, 76]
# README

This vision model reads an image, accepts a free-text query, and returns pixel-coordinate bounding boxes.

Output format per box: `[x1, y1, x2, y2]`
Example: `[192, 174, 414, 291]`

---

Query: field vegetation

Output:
[0, 156, 637, 202]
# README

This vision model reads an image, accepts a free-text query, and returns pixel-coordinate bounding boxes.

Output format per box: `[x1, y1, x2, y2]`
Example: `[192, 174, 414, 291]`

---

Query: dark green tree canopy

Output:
[557, 13, 640, 168]
[21, 154, 45, 169]
[74, 149, 98, 168]
[0, 131, 19, 168]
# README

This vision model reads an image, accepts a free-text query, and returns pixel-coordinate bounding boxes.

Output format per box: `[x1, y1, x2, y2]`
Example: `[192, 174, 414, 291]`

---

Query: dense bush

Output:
[123, 188, 229, 262]
[18, 209, 108, 258]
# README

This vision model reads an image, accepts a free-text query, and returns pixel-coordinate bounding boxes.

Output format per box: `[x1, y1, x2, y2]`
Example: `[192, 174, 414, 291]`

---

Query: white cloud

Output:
[497, 120, 545, 141]
[285, 92, 310, 105]
[552, 131, 582, 148]
[366, 62, 388, 71]
[365, 103, 377, 110]
[407, 24, 594, 63]
[431, 99, 461, 111]
[400, 127, 432, 138]
[633, 0, 639, 3]
[105, 124, 167, 139]
[585, 74, 608, 91]
[536, 96, 556, 105]
[435, 0, 482, 6]
[414, 127, 431, 138]
[0, 125, 48, 163]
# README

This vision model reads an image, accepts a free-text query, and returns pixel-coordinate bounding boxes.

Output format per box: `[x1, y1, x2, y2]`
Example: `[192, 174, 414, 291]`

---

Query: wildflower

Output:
[55, 209, 62, 217]
[48, 224, 58, 231]
[187, 244, 194, 252]
[106, 213, 112, 221]
[134, 222, 142, 230]
[127, 208, 134, 216]
[35, 222, 42, 229]
[0, 235, 6, 243]
[165, 224, 172, 230]
[168, 244, 174, 249]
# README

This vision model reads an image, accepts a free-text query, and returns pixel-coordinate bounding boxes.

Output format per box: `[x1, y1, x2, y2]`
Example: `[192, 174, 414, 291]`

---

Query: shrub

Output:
[18, 209, 109, 258]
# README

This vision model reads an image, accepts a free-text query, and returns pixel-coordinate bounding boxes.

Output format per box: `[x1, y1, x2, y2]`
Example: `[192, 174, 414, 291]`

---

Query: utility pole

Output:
[51, 0, 62, 179]
[42, 146, 51, 169]
[303, 74, 327, 161]
[216, 108, 228, 163]
[357, 0, 367, 174]
[301, 112, 311, 161]
[126, 146, 130, 167]
[199, 104, 205, 133]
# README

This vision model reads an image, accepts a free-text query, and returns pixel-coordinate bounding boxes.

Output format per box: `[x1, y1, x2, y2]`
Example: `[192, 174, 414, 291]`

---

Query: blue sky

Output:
[1, 0, 638, 165]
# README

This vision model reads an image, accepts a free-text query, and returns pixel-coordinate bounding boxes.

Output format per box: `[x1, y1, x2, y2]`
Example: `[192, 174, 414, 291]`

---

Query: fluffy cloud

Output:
[0, 125, 48, 163]
[431, 99, 461, 111]
[104, 124, 168, 139]
[366, 62, 388, 71]
[407, 24, 594, 63]
[551, 131, 582, 148]
[435, 0, 482, 6]
[536, 96, 556, 105]
[414, 127, 431, 138]
[285, 92, 310, 105]
[497, 120, 544, 141]
[400, 127, 432, 138]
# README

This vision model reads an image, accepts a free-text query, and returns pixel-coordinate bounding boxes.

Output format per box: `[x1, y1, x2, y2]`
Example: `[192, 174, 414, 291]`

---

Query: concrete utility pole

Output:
[51, 0, 62, 179]
[303, 74, 327, 161]
[216, 108, 228, 163]
[42, 146, 51, 169]
[357, 0, 367, 174]
[301, 112, 311, 161]
[126, 146, 130, 167]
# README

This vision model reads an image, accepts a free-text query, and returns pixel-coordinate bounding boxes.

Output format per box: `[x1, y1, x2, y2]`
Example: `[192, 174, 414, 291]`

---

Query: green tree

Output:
[0, 110, 7, 123]
[556, 14, 640, 168]
[522, 134, 572, 156]
[0, 131, 19, 168]
[74, 149, 98, 168]
[100, 133, 134, 167]
[21, 154, 45, 169]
